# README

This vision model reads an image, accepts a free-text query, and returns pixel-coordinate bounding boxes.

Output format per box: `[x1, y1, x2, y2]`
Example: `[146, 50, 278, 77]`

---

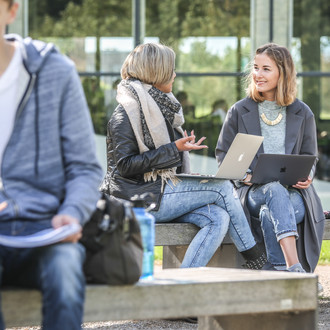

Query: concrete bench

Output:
[2, 267, 318, 330]
[155, 218, 330, 269]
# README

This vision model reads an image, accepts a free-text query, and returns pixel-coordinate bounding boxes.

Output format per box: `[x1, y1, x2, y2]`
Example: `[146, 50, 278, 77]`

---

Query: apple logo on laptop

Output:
[238, 153, 244, 162]
[280, 166, 286, 173]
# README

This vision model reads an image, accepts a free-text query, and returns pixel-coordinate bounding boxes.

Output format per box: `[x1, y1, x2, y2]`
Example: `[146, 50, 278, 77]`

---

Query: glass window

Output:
[28, 0, 132, 133]
[175, 37, 250, 73]
[145, 0, 251, 73]
[173, 76, 245, 157]
[293, 0, 330, 119]
[293, 0, 330, 181]
[144, 0, 251, 161]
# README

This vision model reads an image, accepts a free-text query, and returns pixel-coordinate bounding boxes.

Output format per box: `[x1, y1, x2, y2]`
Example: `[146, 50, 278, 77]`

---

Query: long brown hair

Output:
[246, 43, 297, 106]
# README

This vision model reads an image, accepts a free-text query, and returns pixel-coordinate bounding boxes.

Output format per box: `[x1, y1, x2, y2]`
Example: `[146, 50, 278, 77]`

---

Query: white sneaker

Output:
[287, 263, 306, 273]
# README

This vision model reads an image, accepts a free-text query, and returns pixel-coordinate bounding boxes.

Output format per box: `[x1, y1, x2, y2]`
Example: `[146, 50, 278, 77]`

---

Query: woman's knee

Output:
[262, 181, 289, 197]
[198, 204, 230, 233]
[216, 179, 235, 195]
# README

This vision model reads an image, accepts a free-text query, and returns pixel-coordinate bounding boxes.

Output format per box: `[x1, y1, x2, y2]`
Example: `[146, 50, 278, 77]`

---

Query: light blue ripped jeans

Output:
[150, 178, 256, 268]
[247, 181, 305, 267]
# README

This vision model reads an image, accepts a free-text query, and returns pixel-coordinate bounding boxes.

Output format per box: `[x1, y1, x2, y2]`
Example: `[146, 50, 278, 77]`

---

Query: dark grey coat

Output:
[216, 97, 325, 272]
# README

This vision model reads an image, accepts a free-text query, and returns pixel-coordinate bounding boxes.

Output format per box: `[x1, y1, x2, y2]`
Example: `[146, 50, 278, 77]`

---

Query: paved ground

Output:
[316, 265, 330, 330]
[7, 265, 330, 330]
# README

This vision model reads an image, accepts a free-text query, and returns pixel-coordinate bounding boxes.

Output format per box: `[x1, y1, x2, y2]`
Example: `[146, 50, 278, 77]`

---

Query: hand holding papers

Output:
[0, 223, 81, 248]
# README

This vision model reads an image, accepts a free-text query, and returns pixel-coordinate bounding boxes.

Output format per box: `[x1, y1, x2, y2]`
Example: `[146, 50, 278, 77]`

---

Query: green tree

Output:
[33, 0, 131, 70]
[29, 0, 251, 137]
[146, 0, 250, 99]
[29, 0, 82, 37]
[82, 77, 107, 135]
[29, 0, 131, 134]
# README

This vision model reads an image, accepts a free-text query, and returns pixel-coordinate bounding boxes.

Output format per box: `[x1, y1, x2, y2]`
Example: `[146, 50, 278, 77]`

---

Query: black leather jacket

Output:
[100, 104, 184, 210]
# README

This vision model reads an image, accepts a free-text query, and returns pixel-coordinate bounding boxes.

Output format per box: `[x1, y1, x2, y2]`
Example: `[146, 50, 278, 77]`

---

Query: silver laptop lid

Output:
[215, 133, 264, 180]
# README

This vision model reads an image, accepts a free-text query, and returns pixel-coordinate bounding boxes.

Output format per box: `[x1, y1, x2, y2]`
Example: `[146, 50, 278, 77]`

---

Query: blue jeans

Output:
[0, 220, 85, 330]
[247, 182, 305, 266]
[151, 178, 256, 267]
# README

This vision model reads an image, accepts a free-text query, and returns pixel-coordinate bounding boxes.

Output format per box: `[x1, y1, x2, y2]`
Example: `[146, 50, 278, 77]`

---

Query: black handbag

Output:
[80, 193, 143, 285]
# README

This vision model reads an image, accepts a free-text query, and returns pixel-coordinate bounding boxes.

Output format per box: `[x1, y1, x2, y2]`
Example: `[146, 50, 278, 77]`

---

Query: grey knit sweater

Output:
[258, 100, 286, 154]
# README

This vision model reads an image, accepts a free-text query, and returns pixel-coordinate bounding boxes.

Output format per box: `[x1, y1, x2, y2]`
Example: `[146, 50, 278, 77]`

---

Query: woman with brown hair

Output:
[216, 43, 325, 278]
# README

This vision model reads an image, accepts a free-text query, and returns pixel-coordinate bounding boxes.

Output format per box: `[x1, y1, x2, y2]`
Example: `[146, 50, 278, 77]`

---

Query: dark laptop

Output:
[250, 154, 316, 186]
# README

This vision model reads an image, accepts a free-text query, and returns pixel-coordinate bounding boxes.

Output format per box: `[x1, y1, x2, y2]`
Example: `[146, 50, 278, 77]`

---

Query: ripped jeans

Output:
[150, 178, 256, 268]
[247, 182, 305, 267]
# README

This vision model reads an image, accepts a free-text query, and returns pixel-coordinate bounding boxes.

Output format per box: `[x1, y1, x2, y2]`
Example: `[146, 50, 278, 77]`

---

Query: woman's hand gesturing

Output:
[175, 130, 208, 152]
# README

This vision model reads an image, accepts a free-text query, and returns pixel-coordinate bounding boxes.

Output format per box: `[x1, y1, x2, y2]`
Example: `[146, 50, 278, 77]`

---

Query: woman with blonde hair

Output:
[101, 42, 267, 269]
[216, 43, 325, 277]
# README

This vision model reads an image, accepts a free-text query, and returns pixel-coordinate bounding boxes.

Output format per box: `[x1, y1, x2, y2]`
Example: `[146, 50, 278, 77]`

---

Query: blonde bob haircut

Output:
[246, 43, 297, 106]
[121, 43, 175, 86]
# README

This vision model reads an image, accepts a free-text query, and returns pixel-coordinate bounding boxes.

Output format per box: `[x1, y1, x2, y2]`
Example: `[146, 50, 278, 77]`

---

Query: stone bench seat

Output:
[155, 218, 330, 269]
[3, 267, 318, 330]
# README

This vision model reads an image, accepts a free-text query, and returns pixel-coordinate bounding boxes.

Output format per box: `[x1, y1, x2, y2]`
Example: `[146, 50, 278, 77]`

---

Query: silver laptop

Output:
[250, 154, 316, 185]
[177, 133, 264, 180]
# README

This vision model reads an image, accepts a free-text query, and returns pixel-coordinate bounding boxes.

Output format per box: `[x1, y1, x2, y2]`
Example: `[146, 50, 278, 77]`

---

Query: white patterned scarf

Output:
[116, 79, 190, 189]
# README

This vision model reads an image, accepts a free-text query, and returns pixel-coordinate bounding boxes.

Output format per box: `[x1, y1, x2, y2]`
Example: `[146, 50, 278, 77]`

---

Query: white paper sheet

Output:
[0, 223, 81, 248]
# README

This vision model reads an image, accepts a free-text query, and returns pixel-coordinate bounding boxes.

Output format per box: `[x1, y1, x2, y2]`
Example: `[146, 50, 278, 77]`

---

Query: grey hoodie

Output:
[0, 35, 103, 226]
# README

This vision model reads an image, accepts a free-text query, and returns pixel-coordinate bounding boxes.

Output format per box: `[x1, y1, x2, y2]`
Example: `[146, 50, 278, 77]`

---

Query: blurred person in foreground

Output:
[0, 1, 103, 329]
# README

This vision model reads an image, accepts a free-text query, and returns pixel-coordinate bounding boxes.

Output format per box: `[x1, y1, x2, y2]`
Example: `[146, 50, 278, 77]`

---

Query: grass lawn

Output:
[155, 241, 330, 265]
[319, 240, 330, 265]
[154, 246, 163, 261]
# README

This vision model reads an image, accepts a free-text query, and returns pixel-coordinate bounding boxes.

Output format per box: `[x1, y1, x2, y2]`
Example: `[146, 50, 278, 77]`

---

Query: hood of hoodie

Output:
[5, 34, 57, 75]
[4, 34, 58, 178]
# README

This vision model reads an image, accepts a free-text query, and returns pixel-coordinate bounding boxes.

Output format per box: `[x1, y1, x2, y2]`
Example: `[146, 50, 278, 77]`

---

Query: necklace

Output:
[259, 104, 285, 126]
[260, 112, 283, 126]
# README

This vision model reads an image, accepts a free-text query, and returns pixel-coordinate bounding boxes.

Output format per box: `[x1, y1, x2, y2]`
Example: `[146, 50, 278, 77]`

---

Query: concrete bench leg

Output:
[198, 310, 317, 330]
[162, 245, 245, 269]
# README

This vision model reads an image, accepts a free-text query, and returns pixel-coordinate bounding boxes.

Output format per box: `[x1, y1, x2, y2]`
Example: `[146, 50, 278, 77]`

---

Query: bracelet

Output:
[240, 173, 248, 182]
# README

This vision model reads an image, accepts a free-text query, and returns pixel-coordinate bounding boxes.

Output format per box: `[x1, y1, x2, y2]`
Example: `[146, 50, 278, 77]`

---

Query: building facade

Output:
[9, 0, 330, 182]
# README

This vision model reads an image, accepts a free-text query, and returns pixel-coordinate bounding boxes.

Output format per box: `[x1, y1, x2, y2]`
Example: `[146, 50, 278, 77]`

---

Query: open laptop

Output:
[176, 133, 264, 180]
[250, 154, 316, 185]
